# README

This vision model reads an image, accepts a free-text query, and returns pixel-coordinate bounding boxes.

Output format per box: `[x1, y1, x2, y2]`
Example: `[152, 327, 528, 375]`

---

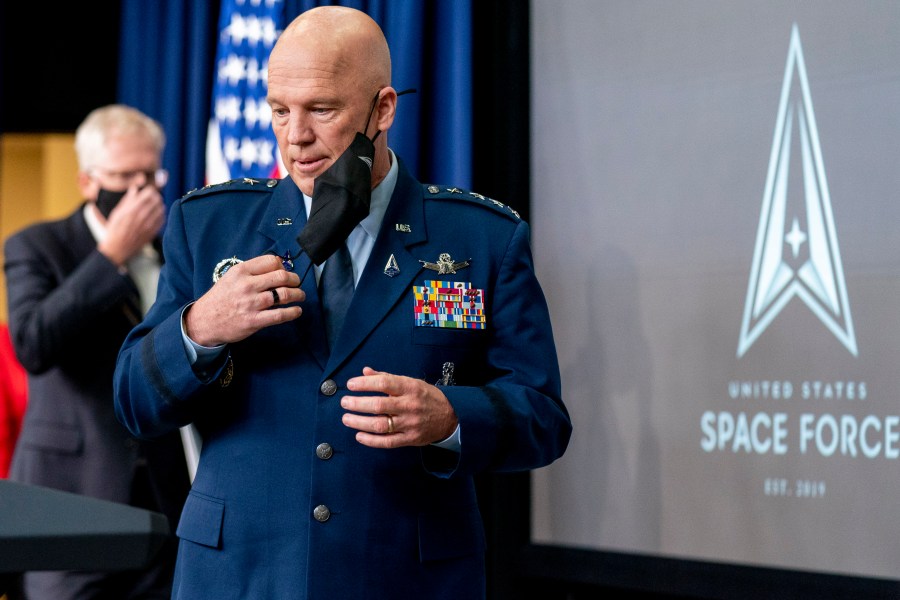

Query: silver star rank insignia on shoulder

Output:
[420, 252, 471, 275]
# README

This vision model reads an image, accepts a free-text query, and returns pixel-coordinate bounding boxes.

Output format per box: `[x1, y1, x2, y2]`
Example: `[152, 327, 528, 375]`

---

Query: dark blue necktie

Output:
[319, 242, 354, 349]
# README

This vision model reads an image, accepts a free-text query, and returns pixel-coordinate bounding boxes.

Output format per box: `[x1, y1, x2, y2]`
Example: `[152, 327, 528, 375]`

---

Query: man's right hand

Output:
[184, 255, 304, 347]
[97, 184, 166, 266]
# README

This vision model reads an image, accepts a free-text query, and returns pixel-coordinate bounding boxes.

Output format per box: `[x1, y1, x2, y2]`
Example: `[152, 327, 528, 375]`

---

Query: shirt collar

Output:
[83, 202, 105, 244]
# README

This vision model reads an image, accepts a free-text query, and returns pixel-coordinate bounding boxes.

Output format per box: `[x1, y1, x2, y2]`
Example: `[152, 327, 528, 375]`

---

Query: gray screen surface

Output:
[530, 0, 900, 579]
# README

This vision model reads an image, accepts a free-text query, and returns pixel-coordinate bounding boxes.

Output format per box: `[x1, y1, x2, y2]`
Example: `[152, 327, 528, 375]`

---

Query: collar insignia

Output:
[384, 254, 400, 278]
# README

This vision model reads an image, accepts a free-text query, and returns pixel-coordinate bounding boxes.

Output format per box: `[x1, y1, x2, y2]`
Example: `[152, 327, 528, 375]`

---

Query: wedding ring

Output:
[386, 415, 394, 434]
[271, 289, 280, 305]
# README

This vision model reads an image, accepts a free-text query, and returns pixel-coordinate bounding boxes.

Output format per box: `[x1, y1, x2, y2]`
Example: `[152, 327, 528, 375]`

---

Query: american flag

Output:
[205, 0, 286, 184]
[189, 0, 287, 482]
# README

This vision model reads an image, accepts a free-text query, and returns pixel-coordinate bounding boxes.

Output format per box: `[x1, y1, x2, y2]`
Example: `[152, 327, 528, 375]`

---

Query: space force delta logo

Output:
[737, 24, 857, 358]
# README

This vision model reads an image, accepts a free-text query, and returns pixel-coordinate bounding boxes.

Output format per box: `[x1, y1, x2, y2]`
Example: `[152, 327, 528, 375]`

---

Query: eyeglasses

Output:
[90, 167, 169, 189]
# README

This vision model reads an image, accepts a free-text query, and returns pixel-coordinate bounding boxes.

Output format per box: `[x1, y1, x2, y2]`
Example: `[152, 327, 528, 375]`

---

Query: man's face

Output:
[267, 39, 374, 197]
[85, 135, 163, 196]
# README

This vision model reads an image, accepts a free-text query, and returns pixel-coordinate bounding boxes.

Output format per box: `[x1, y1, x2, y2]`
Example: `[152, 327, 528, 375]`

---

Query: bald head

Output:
[267, 6, 398, 195]
[273, 6, 391, 96]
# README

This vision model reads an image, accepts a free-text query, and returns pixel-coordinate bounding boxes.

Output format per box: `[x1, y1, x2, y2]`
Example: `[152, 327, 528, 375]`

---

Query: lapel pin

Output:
[276, 217, 293, 226]
[383, 254, 400, 278]
[395, 223, 411, 233]
[281, 250, 294, 271]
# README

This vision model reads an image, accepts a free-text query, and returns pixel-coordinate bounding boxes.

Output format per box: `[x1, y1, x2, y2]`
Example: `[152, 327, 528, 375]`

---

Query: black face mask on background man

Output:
[95, 188, 127, 219]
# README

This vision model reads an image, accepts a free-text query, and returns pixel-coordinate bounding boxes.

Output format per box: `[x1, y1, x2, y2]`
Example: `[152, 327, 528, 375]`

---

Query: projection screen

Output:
[530, 0, 900, 582]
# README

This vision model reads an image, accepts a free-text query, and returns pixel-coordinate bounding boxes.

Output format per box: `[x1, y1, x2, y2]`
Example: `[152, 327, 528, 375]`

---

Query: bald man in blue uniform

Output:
[113, 6, 570, 599]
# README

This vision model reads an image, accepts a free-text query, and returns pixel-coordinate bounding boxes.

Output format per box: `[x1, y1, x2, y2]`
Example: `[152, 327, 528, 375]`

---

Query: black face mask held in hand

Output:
[95, 188, 127, 219]
[296, 88, 416, 266]
[297, 131, 375, 265]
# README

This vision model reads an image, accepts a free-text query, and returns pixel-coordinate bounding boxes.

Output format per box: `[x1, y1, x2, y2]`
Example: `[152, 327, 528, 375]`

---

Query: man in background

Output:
[4, 104, 190, 599]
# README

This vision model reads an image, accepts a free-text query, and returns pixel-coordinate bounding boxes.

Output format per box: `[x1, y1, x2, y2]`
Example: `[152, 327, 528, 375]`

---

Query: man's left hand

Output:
[341, 366, 458, 448]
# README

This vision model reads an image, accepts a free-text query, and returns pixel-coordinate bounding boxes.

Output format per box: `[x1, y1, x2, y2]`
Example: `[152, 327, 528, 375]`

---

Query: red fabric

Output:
[0, 322, 27, 478]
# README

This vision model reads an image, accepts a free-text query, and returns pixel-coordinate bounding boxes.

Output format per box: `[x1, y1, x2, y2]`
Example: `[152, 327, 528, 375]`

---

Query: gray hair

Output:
[74, 104, 166, 172]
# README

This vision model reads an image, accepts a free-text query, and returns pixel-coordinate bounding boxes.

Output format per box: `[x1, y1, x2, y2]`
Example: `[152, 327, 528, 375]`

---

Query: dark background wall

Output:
[1, 2, 121, 134]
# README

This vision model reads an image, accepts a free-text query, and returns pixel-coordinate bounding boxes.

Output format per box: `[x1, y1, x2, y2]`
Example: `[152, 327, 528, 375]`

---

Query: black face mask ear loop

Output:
[361, 89, 382, 143]
[361, 87, 417, 144]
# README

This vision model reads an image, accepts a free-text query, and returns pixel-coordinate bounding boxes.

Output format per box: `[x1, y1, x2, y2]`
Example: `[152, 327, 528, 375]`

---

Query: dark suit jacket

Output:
[114, 162, 571, 600]
[3, 205, 189, 543]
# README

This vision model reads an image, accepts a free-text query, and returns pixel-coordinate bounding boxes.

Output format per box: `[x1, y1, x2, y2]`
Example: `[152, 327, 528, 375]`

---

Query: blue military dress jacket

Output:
[114, 160, 571, 599]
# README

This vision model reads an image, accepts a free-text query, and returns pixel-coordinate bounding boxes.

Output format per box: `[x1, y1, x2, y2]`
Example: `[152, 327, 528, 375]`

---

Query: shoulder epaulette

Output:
[181, 177, 281, 202]
[423, 184, 521, 220]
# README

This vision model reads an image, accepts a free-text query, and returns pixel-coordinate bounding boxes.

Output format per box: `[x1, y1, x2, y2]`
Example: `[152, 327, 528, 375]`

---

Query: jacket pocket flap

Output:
[176, 491, 225, 549]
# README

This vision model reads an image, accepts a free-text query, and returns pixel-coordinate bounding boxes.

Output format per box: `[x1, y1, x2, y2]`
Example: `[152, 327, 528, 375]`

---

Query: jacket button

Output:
[315, 443, 333, 460]
[313, 505, 331, 522]
[320, 379, 337, 396]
